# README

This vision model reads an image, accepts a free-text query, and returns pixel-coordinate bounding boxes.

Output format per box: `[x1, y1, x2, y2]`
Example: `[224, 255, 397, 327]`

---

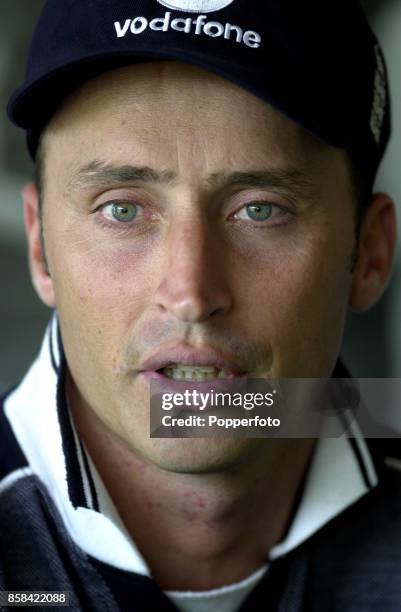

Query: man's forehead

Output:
[47, 61, 282, 130]
[44, 62, 336, 168]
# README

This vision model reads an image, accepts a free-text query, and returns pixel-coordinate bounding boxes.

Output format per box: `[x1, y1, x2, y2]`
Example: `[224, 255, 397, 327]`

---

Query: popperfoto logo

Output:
[114, 0, 262, 49]
[157, 0, 234, 12]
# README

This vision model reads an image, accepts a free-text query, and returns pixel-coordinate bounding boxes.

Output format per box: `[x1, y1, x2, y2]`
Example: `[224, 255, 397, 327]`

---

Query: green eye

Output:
[111, 202, 138, 222]
[245, 203, 273, 222]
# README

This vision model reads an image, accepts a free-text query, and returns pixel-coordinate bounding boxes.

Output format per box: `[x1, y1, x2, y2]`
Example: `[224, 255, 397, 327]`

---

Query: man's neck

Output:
[70, 395, 314, 591]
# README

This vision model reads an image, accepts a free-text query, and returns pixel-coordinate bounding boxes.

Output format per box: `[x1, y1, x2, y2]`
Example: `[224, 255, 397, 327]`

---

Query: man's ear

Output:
[22, 182, 56, 308]
[349, 193, 397, 311]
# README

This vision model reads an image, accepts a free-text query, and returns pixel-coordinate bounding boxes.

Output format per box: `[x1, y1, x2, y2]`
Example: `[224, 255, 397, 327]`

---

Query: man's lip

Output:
[138, 345, 246, 376]
[140, 370, 247, 397]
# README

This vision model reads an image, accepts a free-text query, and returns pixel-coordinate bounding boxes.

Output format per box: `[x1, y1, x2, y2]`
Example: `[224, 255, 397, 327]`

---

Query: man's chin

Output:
[138, 437, 265, 475]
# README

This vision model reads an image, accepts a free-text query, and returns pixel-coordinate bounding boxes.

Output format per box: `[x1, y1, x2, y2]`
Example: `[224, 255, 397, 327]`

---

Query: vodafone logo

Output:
[157, 0, 234, 13]
[114, 0, 262, 50]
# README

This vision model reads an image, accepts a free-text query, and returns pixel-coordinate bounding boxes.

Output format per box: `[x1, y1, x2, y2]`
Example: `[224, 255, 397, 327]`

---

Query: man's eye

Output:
[102, 201, 141, 223]
[237, 202, 274, 222]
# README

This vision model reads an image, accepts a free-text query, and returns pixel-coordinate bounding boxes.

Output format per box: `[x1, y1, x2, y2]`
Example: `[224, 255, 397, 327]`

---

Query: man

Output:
[0, 0, 399, 610]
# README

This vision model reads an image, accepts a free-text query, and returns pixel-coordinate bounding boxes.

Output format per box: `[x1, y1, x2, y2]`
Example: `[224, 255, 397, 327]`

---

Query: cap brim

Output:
[8, 46, 350, 156]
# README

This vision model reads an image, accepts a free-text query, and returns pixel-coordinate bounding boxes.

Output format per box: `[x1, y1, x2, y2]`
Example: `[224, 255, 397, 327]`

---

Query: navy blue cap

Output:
[7, 0, 390, 187]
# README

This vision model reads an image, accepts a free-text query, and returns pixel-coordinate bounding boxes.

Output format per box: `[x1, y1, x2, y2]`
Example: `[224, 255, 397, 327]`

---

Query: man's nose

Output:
[155, 219, 233, 323]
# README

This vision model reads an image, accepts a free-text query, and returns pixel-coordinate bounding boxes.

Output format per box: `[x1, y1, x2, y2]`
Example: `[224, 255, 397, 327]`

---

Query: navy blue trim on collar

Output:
[49, 322, 59, 374]
[56, 349, 99, 511]
[78, 436, 100, 512]
[348, 436, 375, 490]
[332, 360, 376, 490]
[56, 353, 87, 508]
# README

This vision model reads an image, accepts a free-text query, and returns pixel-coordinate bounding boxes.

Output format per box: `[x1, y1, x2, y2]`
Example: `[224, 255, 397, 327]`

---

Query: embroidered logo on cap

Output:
[114, 0, 261, 49]
[157, 0, 234, 12]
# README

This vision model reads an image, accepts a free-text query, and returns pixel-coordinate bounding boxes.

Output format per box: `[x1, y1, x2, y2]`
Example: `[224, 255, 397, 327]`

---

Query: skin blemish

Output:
[183, 511, 199, 523]
[185, 491, 207, 508]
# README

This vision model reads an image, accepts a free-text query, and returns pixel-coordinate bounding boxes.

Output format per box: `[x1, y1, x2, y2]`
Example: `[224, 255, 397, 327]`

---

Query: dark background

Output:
[1, 1, 400, 396]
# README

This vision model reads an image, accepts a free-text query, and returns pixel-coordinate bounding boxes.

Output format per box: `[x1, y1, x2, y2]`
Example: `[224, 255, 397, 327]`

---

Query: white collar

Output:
[5, 316, 378, 573]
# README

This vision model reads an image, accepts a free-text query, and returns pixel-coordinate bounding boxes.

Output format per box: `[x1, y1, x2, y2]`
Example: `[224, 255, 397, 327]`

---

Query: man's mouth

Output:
[159, 365, 231, 382]
[138, 345, 247, 384]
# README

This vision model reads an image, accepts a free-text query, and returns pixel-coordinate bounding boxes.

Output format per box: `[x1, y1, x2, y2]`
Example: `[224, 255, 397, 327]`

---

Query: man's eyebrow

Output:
[70, 161, 318, 203]
[69, 160, 177, 190]
[207, 169, 319, 202]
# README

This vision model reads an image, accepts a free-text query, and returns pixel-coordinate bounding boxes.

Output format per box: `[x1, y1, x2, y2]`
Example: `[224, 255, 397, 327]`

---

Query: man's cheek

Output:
[52, 246, 151, 312]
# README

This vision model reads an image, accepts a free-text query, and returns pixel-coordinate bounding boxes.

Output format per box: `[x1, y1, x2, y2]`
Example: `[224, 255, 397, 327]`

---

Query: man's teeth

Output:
[162, 365, 230, 381]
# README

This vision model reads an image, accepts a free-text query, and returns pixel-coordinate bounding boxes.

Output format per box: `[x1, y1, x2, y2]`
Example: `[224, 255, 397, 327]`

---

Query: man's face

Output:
[39, 61, 357, 471]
